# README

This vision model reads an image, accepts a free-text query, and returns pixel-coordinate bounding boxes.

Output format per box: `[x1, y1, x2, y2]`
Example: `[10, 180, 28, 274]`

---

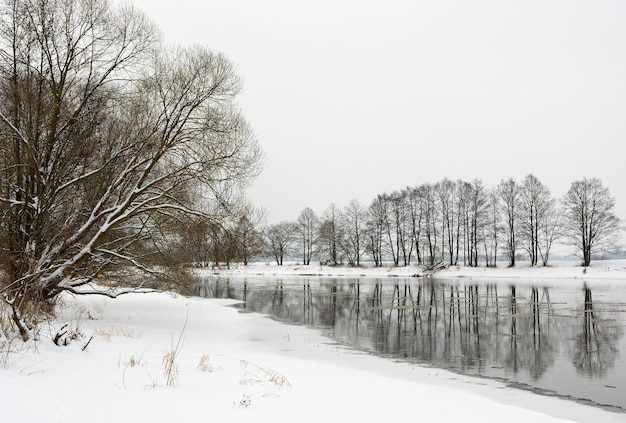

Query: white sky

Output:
[129, 0, 626, 226]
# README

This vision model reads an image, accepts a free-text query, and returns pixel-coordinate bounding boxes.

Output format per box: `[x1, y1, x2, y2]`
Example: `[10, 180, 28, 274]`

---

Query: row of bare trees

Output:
[263, 175, 621, 268]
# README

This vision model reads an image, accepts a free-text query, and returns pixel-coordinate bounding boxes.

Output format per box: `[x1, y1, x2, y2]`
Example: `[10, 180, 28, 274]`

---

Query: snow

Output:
[2, 261, 626, 422]
[212, 259, 626, 284]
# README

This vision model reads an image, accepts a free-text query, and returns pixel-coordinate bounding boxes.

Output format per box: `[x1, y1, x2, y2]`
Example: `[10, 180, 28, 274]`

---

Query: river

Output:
[195, 275, 626, 412]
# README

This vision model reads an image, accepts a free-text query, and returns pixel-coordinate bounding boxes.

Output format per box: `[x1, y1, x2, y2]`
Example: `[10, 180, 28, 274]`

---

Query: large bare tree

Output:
[406, 186, 424, 265]
[232, 204, 265, 266]
[520, 175, 554, 266]
[562, 178, 621, 266]
[319, 204, 341, 264]
[366, 195, 387, 267]
[339, 199, 367, 266]
[296, 207, 318, 265]
[537, 200, 561, 266]
[497, 178, 521, 266]
[466, 179, 488, 267]
[436, 179, 458, 266]
[0, 0, 261, 339]
[421, 184, 439, 266]
[265, 221, 295, 266]
[483, 188, 501, 267]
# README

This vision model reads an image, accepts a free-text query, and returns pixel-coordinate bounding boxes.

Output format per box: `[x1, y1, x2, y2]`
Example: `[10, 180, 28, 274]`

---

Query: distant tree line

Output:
[253, 175, 621, 268]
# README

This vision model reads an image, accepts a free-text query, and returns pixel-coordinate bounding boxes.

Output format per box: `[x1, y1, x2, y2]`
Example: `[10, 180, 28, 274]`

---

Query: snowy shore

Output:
[2, 261, 626, 422]
[209, 259, 626, 282]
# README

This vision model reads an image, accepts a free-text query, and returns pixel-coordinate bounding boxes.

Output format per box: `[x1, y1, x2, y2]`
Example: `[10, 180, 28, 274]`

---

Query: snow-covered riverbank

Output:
[207, 259, 626, 281]
[2, 278, 625, 422]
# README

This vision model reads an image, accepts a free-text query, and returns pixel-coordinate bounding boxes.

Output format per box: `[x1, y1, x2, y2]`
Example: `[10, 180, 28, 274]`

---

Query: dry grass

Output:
[120, 353, 151, 389]
[162, 308, 188, 387]
[197, 354, 224, 373]
[197, 354, 212, 372]
[162, 351, 179, 386]
[93, 325, 139, 341]
[125, 353, 146, 368]
[239, 359, 291, 389]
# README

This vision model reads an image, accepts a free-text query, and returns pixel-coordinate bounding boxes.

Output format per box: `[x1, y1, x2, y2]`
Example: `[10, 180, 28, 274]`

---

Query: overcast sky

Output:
[130, 0, 626, 226]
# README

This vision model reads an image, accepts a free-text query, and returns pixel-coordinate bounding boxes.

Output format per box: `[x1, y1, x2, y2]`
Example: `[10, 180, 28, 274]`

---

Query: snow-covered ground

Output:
[2, 261, 626, 422]
[210, 259, 626, 282]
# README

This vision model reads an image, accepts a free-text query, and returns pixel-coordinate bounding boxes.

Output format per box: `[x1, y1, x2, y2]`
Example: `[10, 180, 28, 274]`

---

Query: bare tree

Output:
[208, 223, 236, 268]
[406, 186, 424, 265]
[319, 204, 341, 264]
[296, 207, 318, 265]
[436, 179, 458, 266]
[183, 211, 259, 270]
[232, 204, 265, 265]
[377, 193, 398, 266]
[421, 184, 439, 266]
[176, 217, 213, 267]
[538, 201, 562, 266]
[520, 175, 553, 266]
[339, 199, 367, 266]
[0, 0, 262, 340]
[385, 191, 412, 266]
[497, 178, 521, 266]
[265, 222, 295, 265]
[452, 180, 469, 265]
[366, 195, 387, 267]
[467, 179, 488, 267]
[562, 178, 621, 267]
[483, 189, 501, 267]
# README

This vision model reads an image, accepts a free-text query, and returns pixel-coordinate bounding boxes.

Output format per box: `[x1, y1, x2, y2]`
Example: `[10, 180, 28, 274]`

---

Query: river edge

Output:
[202, 259, 626, 282]
[3, 284, 626, 422]
[197, 260, 626, 415]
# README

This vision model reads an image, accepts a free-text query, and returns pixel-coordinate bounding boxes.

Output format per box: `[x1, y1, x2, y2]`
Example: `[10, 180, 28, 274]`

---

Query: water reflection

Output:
[196, 276, 626, 410]
[571, 285, 620, 378]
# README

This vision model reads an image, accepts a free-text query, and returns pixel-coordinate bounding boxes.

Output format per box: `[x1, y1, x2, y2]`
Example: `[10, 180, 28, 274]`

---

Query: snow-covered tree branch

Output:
[0, 0, 261, 340]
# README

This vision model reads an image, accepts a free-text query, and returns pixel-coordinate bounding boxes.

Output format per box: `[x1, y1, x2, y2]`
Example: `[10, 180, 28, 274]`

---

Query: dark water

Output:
[195, 275, 626, 411]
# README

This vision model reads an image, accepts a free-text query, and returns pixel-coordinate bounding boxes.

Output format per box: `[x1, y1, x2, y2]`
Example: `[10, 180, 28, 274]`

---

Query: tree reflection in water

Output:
[571, 284, 619, 378]
[195, 275, 625, 408]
